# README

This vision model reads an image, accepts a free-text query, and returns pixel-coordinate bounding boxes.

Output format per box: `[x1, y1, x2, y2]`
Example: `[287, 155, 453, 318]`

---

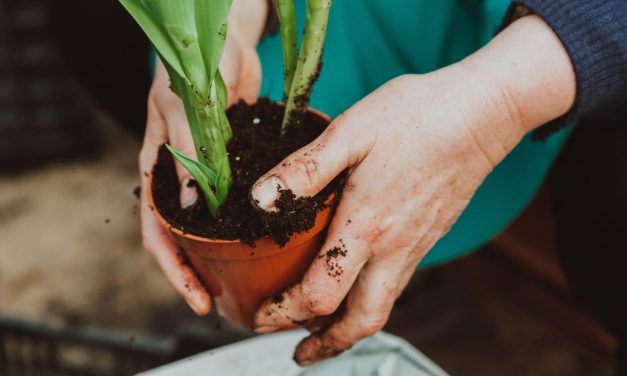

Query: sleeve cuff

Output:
[500, 1, 627, 140]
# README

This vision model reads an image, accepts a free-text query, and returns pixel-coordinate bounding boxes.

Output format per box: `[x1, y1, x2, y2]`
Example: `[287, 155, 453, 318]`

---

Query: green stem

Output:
[281, 0, 331, 135]
[273, 0, 298, 99]
[214, 69, 233, 142]
[181, 82, 232, 217]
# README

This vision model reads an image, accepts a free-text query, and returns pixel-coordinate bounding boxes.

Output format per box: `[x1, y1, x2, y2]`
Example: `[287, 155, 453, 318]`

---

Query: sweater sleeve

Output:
[500, 1, 627, 139]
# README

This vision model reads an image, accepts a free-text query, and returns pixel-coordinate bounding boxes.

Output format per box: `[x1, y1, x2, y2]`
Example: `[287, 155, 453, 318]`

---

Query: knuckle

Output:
[292, 157, 321, 191]
[357, 212, 387, 245]
[323, 121, 344, 138]
[310, 300, 337, 317]
[359, 316, 387, 336]
[301, 285, 340, 316]
[369, 221, 386, 239]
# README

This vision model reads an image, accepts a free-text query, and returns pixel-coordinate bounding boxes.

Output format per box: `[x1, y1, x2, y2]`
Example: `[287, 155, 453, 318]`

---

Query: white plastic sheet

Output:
[140, 330, 448, 376]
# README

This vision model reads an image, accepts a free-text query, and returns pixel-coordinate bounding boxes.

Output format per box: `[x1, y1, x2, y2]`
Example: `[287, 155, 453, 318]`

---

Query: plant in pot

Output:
[120, 0, 336, 328]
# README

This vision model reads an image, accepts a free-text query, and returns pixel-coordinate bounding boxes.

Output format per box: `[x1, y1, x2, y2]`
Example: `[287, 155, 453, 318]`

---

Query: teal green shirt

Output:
[257, 0, 573, 266]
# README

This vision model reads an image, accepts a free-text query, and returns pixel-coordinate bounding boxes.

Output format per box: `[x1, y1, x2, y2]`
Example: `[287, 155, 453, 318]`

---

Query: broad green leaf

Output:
[165, 144, 221, 216]
[122, 0, 234, 217]
[273, 0, 298, 98]
[178, 84, 205, 161]
[214, 156, 231, 204]
[120, 0, 224, 98]
[165, 144, 217, 182]
[214, 70, 232, 141]
[163, 59, 186, 98]
[194, 0, 232, 87]
[215, 69, 228, 109]
[145, 0, 209, 96]
[119, 0, 186, 81]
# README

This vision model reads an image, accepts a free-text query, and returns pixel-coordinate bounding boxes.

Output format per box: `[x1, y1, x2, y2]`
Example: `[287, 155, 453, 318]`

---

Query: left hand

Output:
[250, 15, 576, 365]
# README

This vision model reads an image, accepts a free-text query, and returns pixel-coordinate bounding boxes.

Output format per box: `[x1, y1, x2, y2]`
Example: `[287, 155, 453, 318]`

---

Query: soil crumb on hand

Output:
[319, 239, 348, 278]
[272, 293, 285, 304]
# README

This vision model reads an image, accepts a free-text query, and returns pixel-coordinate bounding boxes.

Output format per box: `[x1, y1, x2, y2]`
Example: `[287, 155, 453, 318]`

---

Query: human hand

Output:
[250, 71, 513, 364]
[138, 0, 266, 316]
[251, 15, 576, 365]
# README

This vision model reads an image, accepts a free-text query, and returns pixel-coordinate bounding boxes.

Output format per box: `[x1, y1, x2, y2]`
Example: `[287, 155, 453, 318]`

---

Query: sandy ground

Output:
[0, 114, 617, 374]
[0, 115, 180, 334]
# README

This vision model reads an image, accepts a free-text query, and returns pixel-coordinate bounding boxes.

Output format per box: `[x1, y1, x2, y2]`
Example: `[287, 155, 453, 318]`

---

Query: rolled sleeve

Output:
[501, 1, 627, 139]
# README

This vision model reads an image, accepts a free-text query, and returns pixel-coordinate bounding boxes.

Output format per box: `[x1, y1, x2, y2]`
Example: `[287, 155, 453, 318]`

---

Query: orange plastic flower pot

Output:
[147, 108, 334, 329]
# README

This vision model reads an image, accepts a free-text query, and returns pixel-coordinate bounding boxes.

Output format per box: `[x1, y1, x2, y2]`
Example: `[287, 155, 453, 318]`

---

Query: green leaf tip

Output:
[165, 144, 228, 218]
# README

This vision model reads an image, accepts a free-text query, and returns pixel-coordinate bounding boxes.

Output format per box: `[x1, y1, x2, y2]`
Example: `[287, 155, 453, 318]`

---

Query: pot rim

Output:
[147, 175, 335, 245]
[146, 104, 333, 245]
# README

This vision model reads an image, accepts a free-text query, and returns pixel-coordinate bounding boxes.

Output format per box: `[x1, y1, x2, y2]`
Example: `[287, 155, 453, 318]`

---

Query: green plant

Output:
[120, 0, 232, 217]
[277, 0, 332, 134]
[121, 0, 332, 217]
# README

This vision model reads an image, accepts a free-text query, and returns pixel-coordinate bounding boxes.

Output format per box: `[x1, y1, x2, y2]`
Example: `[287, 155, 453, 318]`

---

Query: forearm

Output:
[229, 0, 269, 47]
[464, 15, 576, 134]
[505, 0, 627, 138]
[441, 15, 576, 164]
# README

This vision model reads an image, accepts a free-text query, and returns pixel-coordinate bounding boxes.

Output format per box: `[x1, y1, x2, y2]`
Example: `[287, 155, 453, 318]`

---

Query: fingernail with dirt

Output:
[295, 329, 350, 366]
[294, 334, 324, 366]
[250, 175, 284, 211]
[180, 178, 198, 209]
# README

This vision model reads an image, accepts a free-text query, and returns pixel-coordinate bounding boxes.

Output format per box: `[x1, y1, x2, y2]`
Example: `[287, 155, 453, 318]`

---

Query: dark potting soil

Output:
[151, 98, 342, 247]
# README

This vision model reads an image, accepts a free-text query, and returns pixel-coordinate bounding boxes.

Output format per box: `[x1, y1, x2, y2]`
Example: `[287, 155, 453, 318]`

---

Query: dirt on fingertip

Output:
[318, 238, 348, 278]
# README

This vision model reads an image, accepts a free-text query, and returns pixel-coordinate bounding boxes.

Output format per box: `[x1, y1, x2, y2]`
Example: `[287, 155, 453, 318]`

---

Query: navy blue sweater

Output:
[502, 1, 627, 139]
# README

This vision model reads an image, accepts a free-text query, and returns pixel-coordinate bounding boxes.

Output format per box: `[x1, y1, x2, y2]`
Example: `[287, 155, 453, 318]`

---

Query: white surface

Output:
[139, 330, 448, 376]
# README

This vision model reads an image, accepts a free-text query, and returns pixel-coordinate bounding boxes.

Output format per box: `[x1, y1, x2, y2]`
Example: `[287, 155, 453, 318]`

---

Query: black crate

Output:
[0, 0, 100, 173]
[0, 316, 174, 376]
[0, 312, 252, 376]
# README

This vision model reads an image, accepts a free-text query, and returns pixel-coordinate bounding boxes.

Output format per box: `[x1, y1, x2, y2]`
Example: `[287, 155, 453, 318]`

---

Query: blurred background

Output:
[0, 0, 621, 375]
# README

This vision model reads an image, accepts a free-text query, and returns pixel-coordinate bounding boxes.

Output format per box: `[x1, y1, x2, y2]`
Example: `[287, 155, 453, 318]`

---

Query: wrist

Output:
[461, 15, 576, 135]
[390, 71, 520, 171]
[422, 64, 527, 168]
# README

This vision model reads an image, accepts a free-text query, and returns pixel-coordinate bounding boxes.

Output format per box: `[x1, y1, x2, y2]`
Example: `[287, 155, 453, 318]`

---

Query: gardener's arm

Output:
[507, 0, 627, 138]
[250, 14, 577, 364]
[138, 0, 266, 315]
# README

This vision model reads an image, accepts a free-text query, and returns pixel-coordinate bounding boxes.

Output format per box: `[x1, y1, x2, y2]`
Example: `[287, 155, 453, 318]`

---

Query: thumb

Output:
[250, 118, 363, 211]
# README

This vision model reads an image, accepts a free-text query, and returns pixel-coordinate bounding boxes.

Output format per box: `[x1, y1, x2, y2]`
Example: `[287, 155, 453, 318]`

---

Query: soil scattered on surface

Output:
[152, 98, 342, 246]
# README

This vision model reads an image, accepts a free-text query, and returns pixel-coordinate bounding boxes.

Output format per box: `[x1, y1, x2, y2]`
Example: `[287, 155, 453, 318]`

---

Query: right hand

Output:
[139, 0, 266, 316]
